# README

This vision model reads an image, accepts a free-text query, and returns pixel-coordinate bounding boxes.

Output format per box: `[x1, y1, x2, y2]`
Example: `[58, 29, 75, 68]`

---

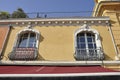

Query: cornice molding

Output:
[93, 1, 120, 16]
[0, 17, 110, 26]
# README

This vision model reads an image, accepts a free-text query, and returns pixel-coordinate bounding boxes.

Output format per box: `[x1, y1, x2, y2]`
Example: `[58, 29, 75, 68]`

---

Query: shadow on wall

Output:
[37, 52, 45, 60]
[102, 32, 114, 60]
[37, 34, 45, 60]
[110, 20, 116, 26]
[116, 13, 120, 26]
[100, 36, 114, 60]
[110, 13, 120, 26]
[104, 54, 114, 60]
[39, 34, 44, 43]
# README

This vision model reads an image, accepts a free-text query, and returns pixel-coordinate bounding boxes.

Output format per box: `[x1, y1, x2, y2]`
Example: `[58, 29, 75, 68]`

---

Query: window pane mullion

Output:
[26, 32, 30, 47]
[85, 33, 88, 49]
[85, 33, 89, 58]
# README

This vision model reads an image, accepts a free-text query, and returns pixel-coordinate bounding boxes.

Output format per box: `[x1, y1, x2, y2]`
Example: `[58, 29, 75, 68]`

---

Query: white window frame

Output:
[13, 28, 40, 49]
[74, 24, 103, 60]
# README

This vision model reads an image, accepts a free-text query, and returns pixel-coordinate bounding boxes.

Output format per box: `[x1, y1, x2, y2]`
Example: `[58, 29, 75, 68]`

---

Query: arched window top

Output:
[75, 24, 99, 36]
[77, 31, 95, 37]
[17, 28, 39, 35]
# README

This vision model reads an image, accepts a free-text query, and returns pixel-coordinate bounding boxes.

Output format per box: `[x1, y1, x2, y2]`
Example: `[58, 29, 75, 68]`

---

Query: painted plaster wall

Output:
[2, 25, 115, 61]
[93, 1, 120, 70]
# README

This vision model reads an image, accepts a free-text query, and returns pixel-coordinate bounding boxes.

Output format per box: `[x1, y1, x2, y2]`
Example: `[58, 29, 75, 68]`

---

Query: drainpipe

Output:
[0, 24, 11, 60]
[108, 22, 119, 60]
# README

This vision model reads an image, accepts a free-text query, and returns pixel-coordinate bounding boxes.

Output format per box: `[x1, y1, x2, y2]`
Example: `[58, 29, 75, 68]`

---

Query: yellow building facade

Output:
[1, 19, 120, 70]
[93, 0, 120, 70]
[2, 18, 115, 61]
[0, 0, 120, 74]
[93, 0, 120, 57]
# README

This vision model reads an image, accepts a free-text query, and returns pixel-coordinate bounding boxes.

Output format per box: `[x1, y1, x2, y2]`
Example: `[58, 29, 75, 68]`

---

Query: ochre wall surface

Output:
[3, 25, 115, 61]
[93, 1, 120, 70]
[93, 2, 120, 58]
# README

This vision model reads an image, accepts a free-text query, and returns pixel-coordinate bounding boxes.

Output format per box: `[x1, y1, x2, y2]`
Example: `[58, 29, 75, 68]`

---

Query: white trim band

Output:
[0, 72, 120, 77]
[0, 61, 120, 66]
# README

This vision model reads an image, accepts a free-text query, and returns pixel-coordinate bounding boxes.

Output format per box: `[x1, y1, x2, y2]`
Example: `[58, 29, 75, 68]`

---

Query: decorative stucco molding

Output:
[0, 17, 110, 26]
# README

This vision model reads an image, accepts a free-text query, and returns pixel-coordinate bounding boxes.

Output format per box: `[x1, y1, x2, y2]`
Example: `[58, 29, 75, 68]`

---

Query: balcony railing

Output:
[8, 47, 38, 60]
[75, 48, 104, 61]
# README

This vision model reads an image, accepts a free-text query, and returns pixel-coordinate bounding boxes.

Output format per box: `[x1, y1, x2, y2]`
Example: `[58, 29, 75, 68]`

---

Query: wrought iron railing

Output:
[8, 47, 38, 60]
[75, 48, 104, 61]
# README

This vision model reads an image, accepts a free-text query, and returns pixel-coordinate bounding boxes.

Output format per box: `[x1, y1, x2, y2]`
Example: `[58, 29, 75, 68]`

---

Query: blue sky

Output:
[0, 0, 94, 17]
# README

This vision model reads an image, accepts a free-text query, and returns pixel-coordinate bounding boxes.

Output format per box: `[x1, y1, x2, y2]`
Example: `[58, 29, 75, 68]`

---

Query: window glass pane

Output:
[28, 33, 36, 47]
[91, 34, 94, 37]
[19, 44, 26, 47]
[77, 37, 80, 43]
[94, 43, 96, 48]
[80, 37, 85, 42]
[87, 33, 95, 37]
[77, 44, 80, 48]
[23, 33, 29, 37]
[20, 34, 24, 37]
[29, 37, 35, 42]
[79, 33, 84, 36]
[28, 42, 36, 47]
[77, 33, 85, 48]
[30, 33, 36, 37]
[88, 44, 93, 48]
[18, 37, 27, 47]
[87, 33, 91, 37]
[17, 32, 36, 48]
[87, 38, 92, 42]
[93, 37, 95, 42]
[28, 43, 34, 47]
[28, 41, 36, 48]
[80, 44, 86, 48]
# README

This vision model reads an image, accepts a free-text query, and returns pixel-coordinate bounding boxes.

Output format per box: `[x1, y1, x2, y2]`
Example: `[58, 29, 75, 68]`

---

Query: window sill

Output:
[0, 61, 120, 66]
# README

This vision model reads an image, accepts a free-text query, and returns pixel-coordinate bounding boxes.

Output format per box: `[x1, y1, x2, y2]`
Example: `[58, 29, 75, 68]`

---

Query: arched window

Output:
[17, 32, 36, 48]
[77, 32, 96, 53]
[15, 28, 40, 48]
[74, 24, 104, 60]
[9, 27, 40, 60]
